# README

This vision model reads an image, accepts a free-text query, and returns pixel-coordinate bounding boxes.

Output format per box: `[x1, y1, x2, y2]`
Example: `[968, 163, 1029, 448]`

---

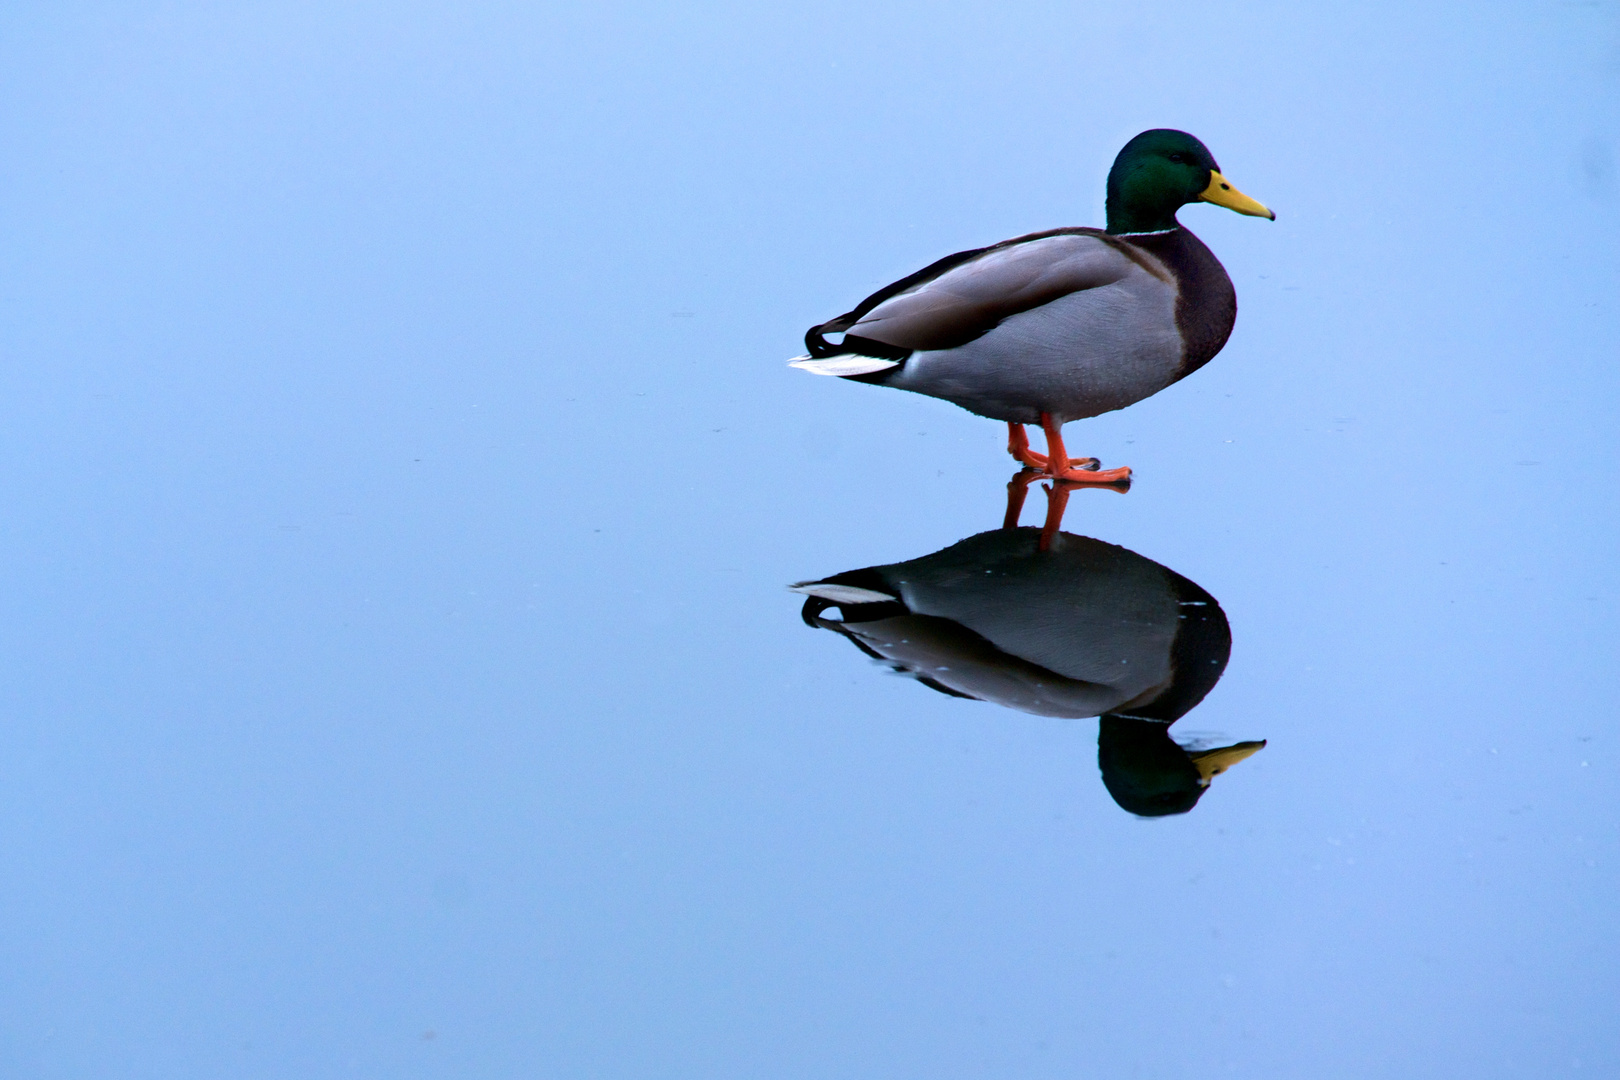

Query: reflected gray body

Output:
[797, 526, 1255, 816]
[800, 529, 1191, 719]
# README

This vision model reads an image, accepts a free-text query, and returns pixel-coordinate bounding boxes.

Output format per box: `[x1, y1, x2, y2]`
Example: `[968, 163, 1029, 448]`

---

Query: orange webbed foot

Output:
[1007, 423, 1101, 471]
[1033, 413, 1130, 486]
[1028, 451, 1103, 471]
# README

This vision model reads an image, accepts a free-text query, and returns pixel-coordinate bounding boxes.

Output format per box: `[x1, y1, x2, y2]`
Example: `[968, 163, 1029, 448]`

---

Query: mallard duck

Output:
[791, 129, 1273, 483]
[793, 525, 1264, 816]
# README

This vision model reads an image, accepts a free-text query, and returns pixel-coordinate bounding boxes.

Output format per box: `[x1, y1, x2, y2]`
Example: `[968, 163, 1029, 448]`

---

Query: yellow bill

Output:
[1200, 172, 1275, 220]
[1189, 740, 1267, 784]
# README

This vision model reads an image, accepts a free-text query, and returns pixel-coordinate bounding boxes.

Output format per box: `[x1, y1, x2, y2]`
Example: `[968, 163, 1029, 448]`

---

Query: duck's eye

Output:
[1167, 153, 1185, 163]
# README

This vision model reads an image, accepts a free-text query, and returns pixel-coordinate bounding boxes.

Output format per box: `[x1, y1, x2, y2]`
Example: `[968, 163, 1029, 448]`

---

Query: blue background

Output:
[0, 1, 1615, 1076]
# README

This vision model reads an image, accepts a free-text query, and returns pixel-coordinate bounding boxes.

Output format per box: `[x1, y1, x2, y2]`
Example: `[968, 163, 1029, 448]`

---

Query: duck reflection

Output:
[794, 474, 1264, 816]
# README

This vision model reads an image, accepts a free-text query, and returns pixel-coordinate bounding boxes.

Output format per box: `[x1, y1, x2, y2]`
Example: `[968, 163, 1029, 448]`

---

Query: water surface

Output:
[0, 2, 1616, 1076]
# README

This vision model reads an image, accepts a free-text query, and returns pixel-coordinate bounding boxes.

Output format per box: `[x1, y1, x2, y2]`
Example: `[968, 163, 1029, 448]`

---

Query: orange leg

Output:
[1038, 413, 1131, 484]
[1007, 423, 1099, 472]
[1004, 468, 1042, 529]
[1038, 481, 1072, 551]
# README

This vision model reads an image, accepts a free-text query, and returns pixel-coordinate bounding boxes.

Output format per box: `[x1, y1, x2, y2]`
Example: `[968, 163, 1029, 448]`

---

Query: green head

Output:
[1105, 129, 1274, 235]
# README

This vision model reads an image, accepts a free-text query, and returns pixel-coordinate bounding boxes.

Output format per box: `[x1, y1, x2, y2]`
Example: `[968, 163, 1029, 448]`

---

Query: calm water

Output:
[1, 2, 1616, 1077]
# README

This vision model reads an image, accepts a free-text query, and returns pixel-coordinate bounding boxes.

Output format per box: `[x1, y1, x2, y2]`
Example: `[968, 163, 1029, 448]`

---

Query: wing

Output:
[803, 228, 1159, 359]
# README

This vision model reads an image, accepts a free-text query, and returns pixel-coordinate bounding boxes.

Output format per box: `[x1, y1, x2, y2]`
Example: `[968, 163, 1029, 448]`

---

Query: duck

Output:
[790, 129, 1273, 483]
[792, 522, 1265, 816]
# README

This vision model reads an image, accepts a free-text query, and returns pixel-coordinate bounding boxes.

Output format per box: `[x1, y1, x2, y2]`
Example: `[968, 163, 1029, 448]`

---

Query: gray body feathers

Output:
[801, 228, 1213, 425]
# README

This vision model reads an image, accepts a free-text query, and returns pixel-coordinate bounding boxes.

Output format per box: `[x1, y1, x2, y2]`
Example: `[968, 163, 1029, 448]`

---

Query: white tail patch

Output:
[789, 583, 897, 604]
[787, 354, 902, 377]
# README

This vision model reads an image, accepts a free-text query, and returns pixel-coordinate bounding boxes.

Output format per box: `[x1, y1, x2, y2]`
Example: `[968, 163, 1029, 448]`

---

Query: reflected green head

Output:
[1097, 715, 1208, 817]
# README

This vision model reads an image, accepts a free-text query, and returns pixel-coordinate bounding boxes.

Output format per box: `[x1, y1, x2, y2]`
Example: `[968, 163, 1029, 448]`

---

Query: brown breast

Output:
[1124, 227, 1237, 376]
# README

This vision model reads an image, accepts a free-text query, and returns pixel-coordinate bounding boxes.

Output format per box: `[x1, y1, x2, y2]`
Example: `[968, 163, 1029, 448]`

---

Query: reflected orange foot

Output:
[1046, 463, 1132, 484]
